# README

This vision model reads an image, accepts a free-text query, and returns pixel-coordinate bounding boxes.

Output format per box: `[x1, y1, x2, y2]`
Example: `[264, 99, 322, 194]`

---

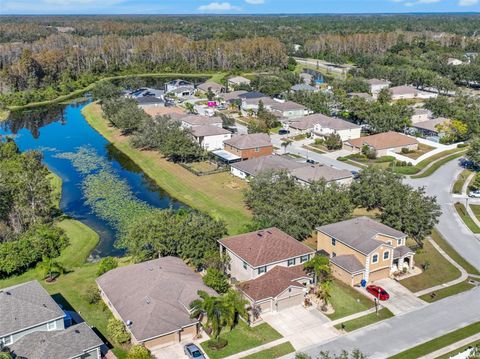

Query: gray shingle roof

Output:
[197, 81, 225, 93]
[96, 256, 216, 342]
[181, 115, 222, 127]
[291, 164, 352, 184]
[230, 155, 305, 177]
[330, 255, 365, 274]
[291, 84, 317, 92]
[413, 117, 449, 133]
[9, 323, 103, 359]
[290, 113, 360, 131]
[317, 217, 406, 255]
[224, 133, 272, 150]
[0, 280, 65, 337]
[190, 125, 231, 137]
[393, 245, 415, 259]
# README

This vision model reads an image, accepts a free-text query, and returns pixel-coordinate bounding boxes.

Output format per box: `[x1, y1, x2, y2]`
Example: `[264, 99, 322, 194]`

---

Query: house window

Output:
[47, 321, 57, 331]
[255, 147, 260, 152]
[372, 254, 379, 264]
[331, 238, 336, 246]
[397, 238, 402, 245]
[287, 258, 296, 267]
[257, 266, 267, 274]
[300, 255, 309, 263]
[243, 261, 248, 270]
[383, 251, 390, 260]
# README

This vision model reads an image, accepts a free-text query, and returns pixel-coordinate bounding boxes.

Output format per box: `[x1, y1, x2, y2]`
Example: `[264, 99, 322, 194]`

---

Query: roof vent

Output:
[75, 329, 80, 334]
[5, 291, 11, 295]
[145, 296, 151, 304]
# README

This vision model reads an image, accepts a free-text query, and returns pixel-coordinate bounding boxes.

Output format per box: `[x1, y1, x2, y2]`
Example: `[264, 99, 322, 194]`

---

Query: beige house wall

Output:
[144, 332, 179, 349]
[331, 264, 361, 286]
[368, 243, 393, 272]
[317, 232, 366, 264]
[368, 267, 391, 282]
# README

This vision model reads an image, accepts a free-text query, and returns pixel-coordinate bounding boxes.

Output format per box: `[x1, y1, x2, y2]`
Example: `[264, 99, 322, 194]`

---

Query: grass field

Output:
[400, 239, 461, 293]
[241, 342, 295, 359]
[452, 169, 472, 194]
[410, 149, 466, 179]
[334, 308, 394, 332]
[327, 280, 374, 320]
[82, 103, 252, 234]
[388, 322, 480, 359]
[419, 279, 475, 303]
[436, 340, 480, 359]
[401, 143, 436, 160]
[200, 321, 283, 359]
[454, 202, 480, 234]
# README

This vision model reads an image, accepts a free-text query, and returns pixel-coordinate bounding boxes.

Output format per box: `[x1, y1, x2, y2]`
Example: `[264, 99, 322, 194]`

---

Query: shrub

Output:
[126, 345, 153, 359]
[97, 257, 118, 276]
[203, 268, 229, 294]
[401, 147, 411, 154]
[207, 338, 228, 351]
[458, 143, 468, 148]
[84, 284, 101, 304]
[323, 133, 342, 150]
[337, 156, 347, 162]
[107, 318, 130, 344]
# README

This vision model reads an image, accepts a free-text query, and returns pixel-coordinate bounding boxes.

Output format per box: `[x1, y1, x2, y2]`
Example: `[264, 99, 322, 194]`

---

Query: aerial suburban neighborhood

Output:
[1, 6, 480, 359]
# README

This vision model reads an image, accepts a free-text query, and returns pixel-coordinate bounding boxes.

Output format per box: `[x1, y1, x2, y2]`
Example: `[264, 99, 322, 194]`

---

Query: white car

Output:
[469, 190, 480, 198]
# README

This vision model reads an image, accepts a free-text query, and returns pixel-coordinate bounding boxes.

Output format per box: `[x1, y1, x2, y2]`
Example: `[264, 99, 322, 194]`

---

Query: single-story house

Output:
[241, 96, 273, 114]
[135, 96, 165, 109]
[291, 164, 353, 186]
[389, 85, 438, 100]
[413, 117, 450, 139]
[167, 86, 196, 98]
[96, 256, 217, 350]
[227, 76, 251, 90]
[348, 92, 373, 101]
[126, 87, 165, 100]
[197, 81, 225, 95]
[143, 106, 186, 118]
[410, 108, 433, 124]
[223, 133, 273, 160]
[317, 217, 414, 285]
[218, 90, 248, 104]
[189, 125, 232, 151]
[290, 83, 318, 93]
[344, 131, 419, 156]
[230, 154, 306, 180]
[288, 114, 360, 141]
[165, 79, 195, 94]
[366, 79, 391, 98]
[269, 100, 309, 120]
[180, 115, 223, 129]
[1, 280, 102, 359]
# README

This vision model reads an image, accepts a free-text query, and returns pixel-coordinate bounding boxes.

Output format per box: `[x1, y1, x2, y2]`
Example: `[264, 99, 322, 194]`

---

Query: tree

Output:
[206, 88, 215, 101]
[107, 318, 130, 344]
[190, 290, 225, 339]
[37, 257, 65, 282]
[185, 102, 196, 114]
[126, 346, 153, 359]
[466, 137, 480, 167]
[324, 133, 342, 150]
[281, 140, 292, 153]
[92, 81, 119, 102]
[377, 88, 392, 104]
[436, 119, 468, 144]
[108, 99, 149, 135]
[304, 256, 331, 282]
[97, 256, 118, 276]
[316, 280, 332, 311]
[221, 289, 248, 331]
[203, 268, 230, 294]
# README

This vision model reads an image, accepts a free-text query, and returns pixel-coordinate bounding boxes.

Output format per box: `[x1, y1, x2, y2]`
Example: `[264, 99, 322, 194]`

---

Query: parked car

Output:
[306, 159, 316, 164]
[469, 190, 480, 198]
[184, 343, 205, 359]
[278, 129, 290, 135]
[366, 285, 390, 301]
[351, 170, 360, 179]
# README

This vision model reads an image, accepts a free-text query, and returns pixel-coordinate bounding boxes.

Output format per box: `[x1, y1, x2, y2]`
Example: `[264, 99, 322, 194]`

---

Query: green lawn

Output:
[410, 150, 466, 179]
[48, 171, 63, 209]
[327, 280, 374, 320]
[452, 169, 472, 194]
[200, 321, 282, 359]
[469, 204, 480, 228]
[436, 341, 480, 359]
[388, 322, 480, 359]
[334, 308, 394, 332]
[82, 103, 251, 234]
[401, 143, 436, 160]
[419, 279, 475, 303]
[454, 202, 480, 234]
[241, 342, 295, 359]
[400, 240, 461, 293]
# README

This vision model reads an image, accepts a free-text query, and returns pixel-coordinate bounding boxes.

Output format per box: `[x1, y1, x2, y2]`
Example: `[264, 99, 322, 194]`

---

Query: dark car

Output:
[184, 343, 205, 359]
[306, 159, 316, 164]
[278, 129, 290, 135]
[366, 285, 390, 301]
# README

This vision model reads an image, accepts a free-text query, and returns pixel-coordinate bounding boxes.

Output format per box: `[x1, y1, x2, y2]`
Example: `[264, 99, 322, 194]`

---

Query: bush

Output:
[203, 268, 229, 294]
[323, 133, 342, 150]
[107, 318, 130, 344]
[126, 345, 153, 359]
[97, 257, 118, 276]
[337, 156, 348, 162]
[375, 156, 395, 163]
[84, 284, 101, 304]
[458, 143, 468, 148]
[207, 338, 228, 351]
[401, 147, 412, 154]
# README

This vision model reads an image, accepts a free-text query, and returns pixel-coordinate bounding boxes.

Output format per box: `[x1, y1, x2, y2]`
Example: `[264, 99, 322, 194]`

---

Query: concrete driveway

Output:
[262, 306, 338, 349]
[151, 343, 188, 359]
[369, 278, 427, 315]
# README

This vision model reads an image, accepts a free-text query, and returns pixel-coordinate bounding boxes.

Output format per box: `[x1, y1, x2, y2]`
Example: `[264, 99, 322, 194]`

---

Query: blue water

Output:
[0, 100, 183, 258]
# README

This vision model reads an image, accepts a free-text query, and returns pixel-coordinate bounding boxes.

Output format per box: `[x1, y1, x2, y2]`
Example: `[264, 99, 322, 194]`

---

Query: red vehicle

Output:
[366, 285, 390, 301]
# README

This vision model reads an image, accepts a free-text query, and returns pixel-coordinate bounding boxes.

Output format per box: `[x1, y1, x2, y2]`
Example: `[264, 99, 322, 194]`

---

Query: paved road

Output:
[406, 158, 480, 272]
[282, 286, 480, 359]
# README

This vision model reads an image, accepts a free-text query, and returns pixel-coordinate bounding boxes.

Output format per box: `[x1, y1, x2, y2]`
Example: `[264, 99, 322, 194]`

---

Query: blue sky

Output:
[1, 0, 479, 15]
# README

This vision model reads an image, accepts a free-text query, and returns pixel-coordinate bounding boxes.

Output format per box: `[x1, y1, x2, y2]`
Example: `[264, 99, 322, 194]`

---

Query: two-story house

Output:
[317, 217, 415, 286]
[223, 133, 273, 161]
[1, 280, 102, 359]
[218, 228, 315, 313]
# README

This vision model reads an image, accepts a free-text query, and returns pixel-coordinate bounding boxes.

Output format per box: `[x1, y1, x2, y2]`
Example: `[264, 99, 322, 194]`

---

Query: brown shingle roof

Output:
[190, 125, 231, 137]
[347, 131, 418, 151]
[224, 133, 272, 150]
[389, 85, 419, 96]
[219, 227, 314, 267]
[237, 265, 309, 301]
[269, 100, 306, 112]
[393, 246, 415, 259]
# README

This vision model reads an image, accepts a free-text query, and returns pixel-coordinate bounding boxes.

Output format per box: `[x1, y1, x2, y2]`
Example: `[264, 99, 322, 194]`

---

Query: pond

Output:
[0, 100, 184, 258]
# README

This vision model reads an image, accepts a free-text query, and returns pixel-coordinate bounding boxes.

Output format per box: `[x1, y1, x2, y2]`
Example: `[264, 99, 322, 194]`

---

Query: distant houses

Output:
[227, 76, 251, 91]
[366, 79, 391, 99]
[223, 133, 273, 160]
[345, 131, 419, 156]
[288, 113, 361, 141]
[388, 85, 437, 100]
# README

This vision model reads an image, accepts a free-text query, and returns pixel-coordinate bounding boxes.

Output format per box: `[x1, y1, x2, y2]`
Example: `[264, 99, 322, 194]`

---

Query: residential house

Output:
[290, 83, 318, 93]
[348, 92, 373, 101]
[288, 114, 360, 141]
[227, 76, 251, 91]
[344, 131, 419, 156]
[125, 87, 165, 101]
[291, 164, 353, 186]
[143, 106, 186, 119]
[317, 217, 414, 285]
[197, 81, 225, 95]
[165, 79, 195, 95]
[134, 96, 165, 109]
[219, 228, 315, 312]
[366, 79, 391, 99]
[410, 108, 433, 124]
[96, 256, 217, 350]
[189, 125, 232, 151]
[413, 117, 450, 141]
[389, 85, 438, 100]
[180, 115, 223, 129]
[1, 280, 102, 359]
[269, 100, 309, 120]
[223, 133, 273, 160]
[218, 90, 248, 104]
[230, 154, 306, 180]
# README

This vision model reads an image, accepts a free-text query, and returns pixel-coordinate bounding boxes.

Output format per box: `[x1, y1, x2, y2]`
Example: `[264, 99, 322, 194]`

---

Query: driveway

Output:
[262, 306, 338, 349]
[151, 343, 188, 359]
[371, 278, 427, 315]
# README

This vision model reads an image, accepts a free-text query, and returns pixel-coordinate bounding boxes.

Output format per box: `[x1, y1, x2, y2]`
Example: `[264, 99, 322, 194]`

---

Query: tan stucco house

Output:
[344, 131, 419, 157]
[317, 217, 415, 286]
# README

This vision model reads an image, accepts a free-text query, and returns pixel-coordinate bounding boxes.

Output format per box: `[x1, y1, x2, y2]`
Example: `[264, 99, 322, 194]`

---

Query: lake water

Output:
[0, 100, 184, 258]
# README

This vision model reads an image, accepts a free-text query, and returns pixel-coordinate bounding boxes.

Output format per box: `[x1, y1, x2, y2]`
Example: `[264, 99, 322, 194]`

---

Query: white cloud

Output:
[403, 0, 441, 6]
[198, 2, 241, 11]
[458, 0, 478, 5]
[245, 0, 265, 4]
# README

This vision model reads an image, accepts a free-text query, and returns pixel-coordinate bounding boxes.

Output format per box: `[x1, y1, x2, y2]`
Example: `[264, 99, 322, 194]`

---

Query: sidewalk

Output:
[416, 333, 480, 359]
[223, 338, 288, 359]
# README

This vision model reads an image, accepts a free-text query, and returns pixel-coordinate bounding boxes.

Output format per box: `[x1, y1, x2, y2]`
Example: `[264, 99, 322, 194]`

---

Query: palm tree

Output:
[38, 257, 66, 282]
[185, 102, 196, 114]
[281, 140, 292, 154]
[317, 280, 332, 311]
[303, 256, 331, 283]
[221, 290, 248, 331]
[190, 291, 224, 338]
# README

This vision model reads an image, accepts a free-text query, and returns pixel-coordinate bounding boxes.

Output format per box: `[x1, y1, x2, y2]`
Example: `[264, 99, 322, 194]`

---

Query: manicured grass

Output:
[48, 171, 63, 209]
[419, 279, 475, 303]
[452, 169, 473, 194]
[327, 280, 374, 320]
[241, 342, 295, 359]
[200, 321, 283, 359]
[410, 150, 466, 179]
[334, 308, 394, 332]
[388, 322, 480, 359]
[82, 103, 251, 234]
[303, 144, 326, 154]
[436, 341, 480, 359]
[470, 204, 480, 223]
[400, 240, 462, 293]
[401, 143, 436, 160]
[454, 202, 480, 234]
[431, 229, 480, 275]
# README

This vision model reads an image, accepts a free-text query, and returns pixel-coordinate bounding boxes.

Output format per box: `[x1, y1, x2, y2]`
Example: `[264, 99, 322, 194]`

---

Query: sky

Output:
[1, 0, 479, 15]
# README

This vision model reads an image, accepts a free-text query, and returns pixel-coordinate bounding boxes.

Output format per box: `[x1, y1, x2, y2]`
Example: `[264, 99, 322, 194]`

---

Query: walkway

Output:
[417, 333, 480, 359]
[223, 338, 288, 359]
